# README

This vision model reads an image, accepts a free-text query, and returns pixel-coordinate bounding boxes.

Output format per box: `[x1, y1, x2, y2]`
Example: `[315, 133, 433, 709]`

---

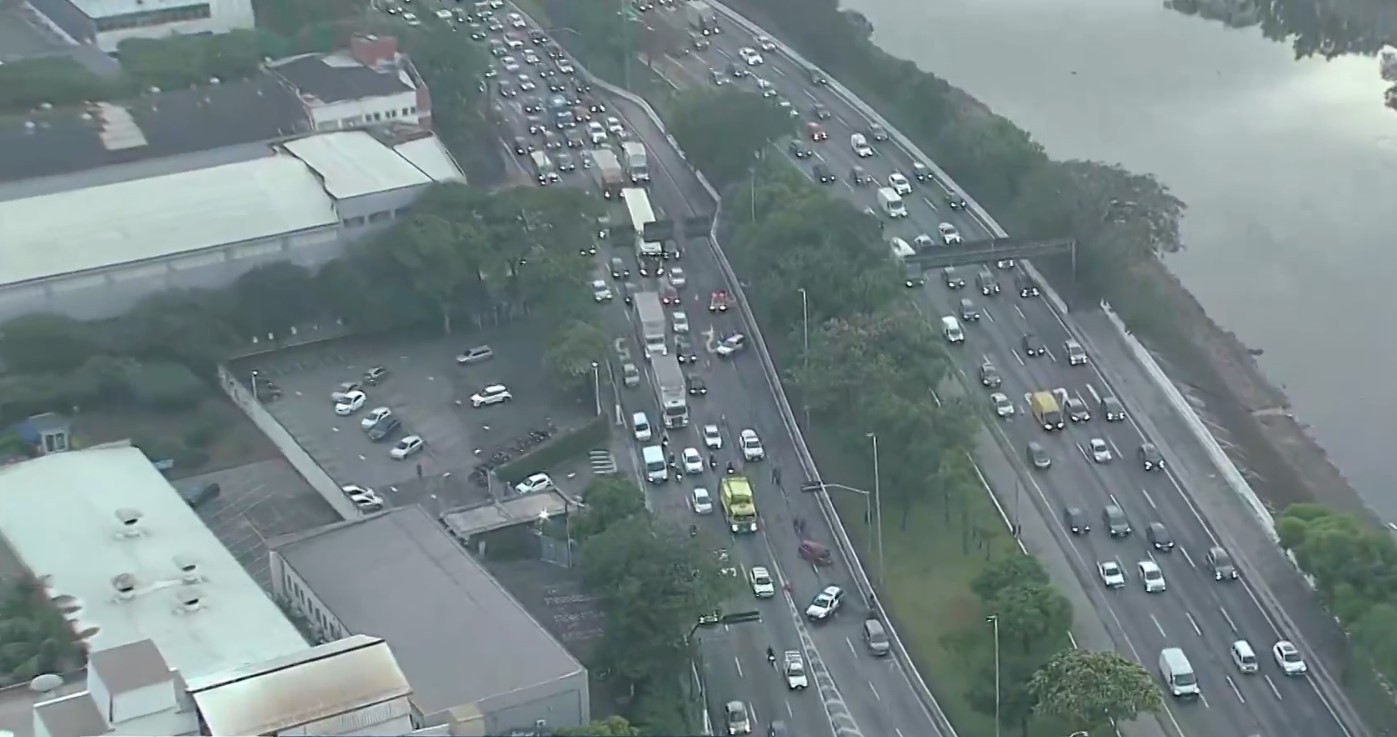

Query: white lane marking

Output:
[1151, 614, 1167, 637]
[1014, 304, 1028, 321]
[895, 730, 905, 737]
[1108, 437, 1122, 458]
[1179, 547, 1197, 569]
[1067, 630, 1078, 648]
[929, 388, 942, 406]
[1199, 693, 1211, 709]
[1012, 349, 1026, 366]
[803, 88, 817, 100]
[984, 307, 996, 323]
[785, 701, 794, 718]
[734, 657, 744, 678]
[1044, 347, 1057, 362]
[1109, 492, 1121, 507]
[1185, 611, 1202, 636]
[1227, 675, 1246, 703]
[869, 683, 881, 701]
[1266, 674, 1283, 700]
[1086, 383, 1101, 404]
[1220, 606, 1238, 633]
[846, 637, 858, 657]
[1141, 486, 1157, 508]
[921, 196, 938, 212]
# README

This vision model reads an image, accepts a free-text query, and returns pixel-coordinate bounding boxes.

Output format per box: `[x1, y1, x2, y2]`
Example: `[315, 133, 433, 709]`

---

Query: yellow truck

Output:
[1030, 391, 1064, 431]
[721, 476, 759, 533]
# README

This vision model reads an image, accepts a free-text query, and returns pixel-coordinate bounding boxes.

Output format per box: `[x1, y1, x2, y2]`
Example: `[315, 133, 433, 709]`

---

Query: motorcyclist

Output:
[708, 453, 717, 469]
[689, 524, 698, 537]
[766, 647, 776, 663]
[726, 461, 736, 475]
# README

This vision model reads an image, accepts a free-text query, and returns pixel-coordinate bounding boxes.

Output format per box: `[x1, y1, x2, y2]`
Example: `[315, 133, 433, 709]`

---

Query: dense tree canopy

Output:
[1167, 0, 1397, 60]
[668, 89, 796, 186]
[0, 579, 84, 687]
[1030, 649, 1162, 732]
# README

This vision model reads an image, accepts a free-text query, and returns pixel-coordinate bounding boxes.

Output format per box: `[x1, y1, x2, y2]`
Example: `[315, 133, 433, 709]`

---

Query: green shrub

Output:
[123, 361, 208, 410]
[494, 416, 610, 483]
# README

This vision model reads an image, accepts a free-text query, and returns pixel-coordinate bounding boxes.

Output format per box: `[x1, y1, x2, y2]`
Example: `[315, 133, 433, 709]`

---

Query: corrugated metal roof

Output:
[282, 131, 433, 198]
[393, 136, 465, 183]
[0, 155, 337, 286]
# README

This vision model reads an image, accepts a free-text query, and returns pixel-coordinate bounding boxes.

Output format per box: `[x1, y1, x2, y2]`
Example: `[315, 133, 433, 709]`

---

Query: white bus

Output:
[622, 187, 663, 259]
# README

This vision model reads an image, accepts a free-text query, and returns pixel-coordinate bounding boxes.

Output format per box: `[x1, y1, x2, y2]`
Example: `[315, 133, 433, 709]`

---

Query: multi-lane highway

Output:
[647, 8, 1362, 737]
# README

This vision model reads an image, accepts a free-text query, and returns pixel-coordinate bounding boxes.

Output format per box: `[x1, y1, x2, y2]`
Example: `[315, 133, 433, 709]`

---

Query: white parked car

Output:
[591, 279, 614, 302]
[668, 266, 687, 288]
[342, 485, 384, 511]
[740, 429, 764, 461]
[1138, 560, 1167, 593]
[991, 392, 1014, 418]
[514, 473, 555, 495]
[361, 406, 392, 429]
[334, 390, 367, 416]
[330, 381, 361, 403]
[471, 384, 513, 407]
[938, 222, 963, 245]
[702, 424, 724, 450]
[1098, 560, 1126, 588]
[805, 584, 844, 621]
[715, 333, 747, 357]
[748, 566, 776, 598]
[682, 447, 704, 475]
[390, 435, 425, 459]
[888, 172, 911, 195]
[671, 310, 690, 334]
[1089, 437, 1113, 463]
[433, 8, 453, 21]
[1274, 640, 1308, 675]
[690, 487, 713, 514]
[507, 11, 525, 27]
[757, 34, 777, 52]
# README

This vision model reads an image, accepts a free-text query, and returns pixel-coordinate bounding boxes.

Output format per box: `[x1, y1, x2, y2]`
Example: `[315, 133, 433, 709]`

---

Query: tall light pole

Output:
[797, 287, 809, 359]
[807, 480, 882, 590]
[250, 369, 259, 401]
[987, 614, 1001, 737]
[590, 361, 601, 417]
[866, 432, 883, 587]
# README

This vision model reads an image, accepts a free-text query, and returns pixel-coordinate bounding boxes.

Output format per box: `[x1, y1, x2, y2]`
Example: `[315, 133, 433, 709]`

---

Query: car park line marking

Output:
[1186, 611, 1202, 636]
[1226, 675, 1246, 703]
[1220, 606, 1238, 633]
[1179, 547, 1197, 569]
[1265, 675, 1283, 700]
[895, 729, 905, 737]
[1150, 614, 1167, 637]
[1140, 487, 1156, 508]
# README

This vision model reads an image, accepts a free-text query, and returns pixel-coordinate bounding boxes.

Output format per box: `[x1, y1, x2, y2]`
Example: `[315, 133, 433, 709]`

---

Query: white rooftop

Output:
[282, 131, 433, 198]
[0, 446, 308, 680]
[0, 155, 337, 286]
[393, 136, 466, 183]
[73, 0, 243, 19]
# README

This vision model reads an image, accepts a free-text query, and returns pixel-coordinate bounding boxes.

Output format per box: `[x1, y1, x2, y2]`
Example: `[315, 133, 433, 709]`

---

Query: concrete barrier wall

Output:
[216, 364, 358, 519]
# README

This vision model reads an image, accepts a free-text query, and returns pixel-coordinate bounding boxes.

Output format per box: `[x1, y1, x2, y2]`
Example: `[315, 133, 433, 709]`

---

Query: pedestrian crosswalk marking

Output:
[589, 449, 618, 475]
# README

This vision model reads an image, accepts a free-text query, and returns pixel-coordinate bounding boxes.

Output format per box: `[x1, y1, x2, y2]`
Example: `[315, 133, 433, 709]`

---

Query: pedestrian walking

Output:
[772, 466, 783, 487]
[416, 463, 423, 479]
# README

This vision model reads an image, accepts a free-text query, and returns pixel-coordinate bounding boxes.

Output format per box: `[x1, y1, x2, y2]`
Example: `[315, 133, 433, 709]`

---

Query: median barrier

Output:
[493, 416, 611, 484]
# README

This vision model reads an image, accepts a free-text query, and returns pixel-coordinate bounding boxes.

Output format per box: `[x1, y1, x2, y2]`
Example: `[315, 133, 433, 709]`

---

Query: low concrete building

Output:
[269, 507, 590, 735]
[28, 0, 255, 53]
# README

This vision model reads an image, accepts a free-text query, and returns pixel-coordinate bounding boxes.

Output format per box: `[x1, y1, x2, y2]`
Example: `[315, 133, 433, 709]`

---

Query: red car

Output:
[709, 289, 730, 312]
[661, 285, 681, 305]
[807, 122, 828, 142]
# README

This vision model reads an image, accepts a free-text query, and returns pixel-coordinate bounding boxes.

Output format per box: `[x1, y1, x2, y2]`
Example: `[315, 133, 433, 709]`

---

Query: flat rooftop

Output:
[270, 507, 584, 716]
[0, 445, 308, 680]
[281, 131, 434, 198]
[269, 51, 412, 104]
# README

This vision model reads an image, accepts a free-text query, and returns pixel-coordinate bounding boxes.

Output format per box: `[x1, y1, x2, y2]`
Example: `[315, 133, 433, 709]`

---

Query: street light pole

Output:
[867, 432, 883, 587]
[988, 614, 1001, 737]
[250, 370, 259, 401]
[808, 481, 881, 588]
[590, 361, 601, 417]
[797, 287, 809, 359]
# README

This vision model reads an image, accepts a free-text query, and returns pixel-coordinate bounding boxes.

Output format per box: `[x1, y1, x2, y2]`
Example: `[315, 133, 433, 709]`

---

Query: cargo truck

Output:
[530, 150, 558, 185]
[592, 149, 624, 198]
[720, 476, 759, 533]
[651, 353, 688, 427]
[1030, 391, 1064, 431]
[622, 141, 649, 184]
[687, 0, 719, 35]
[634, 291, 668, 358]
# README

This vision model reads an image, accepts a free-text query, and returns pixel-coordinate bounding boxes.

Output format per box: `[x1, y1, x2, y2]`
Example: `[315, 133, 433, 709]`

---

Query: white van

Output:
[1230, 640, 1258, 674]
[941, 316, 964, 344]
[642, 444, 668, 483]
[632, 411, 653, 442]
[889, 237, 915, 261]
[877, 187, 908, 218]
[1158, 648, 1199, 698]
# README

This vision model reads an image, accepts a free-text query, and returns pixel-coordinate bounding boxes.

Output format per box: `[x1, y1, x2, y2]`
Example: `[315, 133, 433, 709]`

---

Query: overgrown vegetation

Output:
[0, 578, 85, 686]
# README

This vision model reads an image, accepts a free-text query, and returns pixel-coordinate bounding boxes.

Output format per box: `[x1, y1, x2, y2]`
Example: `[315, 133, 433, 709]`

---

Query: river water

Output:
[841, 0, 1397, 519]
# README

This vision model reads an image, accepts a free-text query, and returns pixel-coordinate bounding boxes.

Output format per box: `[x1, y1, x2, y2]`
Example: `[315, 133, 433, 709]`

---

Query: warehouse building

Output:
[27, 0, 255, 53]
[269, 507, 590, 736]
[0, 129, 462, 323]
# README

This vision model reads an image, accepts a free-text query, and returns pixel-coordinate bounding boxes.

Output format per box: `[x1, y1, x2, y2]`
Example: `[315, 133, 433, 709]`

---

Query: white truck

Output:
[622, 141, 649, 184]
[877, 187, 907, 218]
[652, 353, 689, 428]
[1159, 648, 1200, 698]
[592, 148, 624, 198]
[530, 150, 558, 185]
[634, 291, 668, 358]
[687, 0, 719, 35]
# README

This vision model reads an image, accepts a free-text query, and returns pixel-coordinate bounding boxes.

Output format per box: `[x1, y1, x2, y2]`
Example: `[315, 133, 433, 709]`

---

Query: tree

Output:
[554, 715, 642, 736]
[109, 290, 240, 370]
[0, 57, 114, 114]
[251, 0, 361, 37]
[117, 31, 268, 90]
[971, 555, 1049, 602]
[544, 320, 610, 395]
[966, 654, 1042, 737]
[669, 89, 797, 186]
[573, 478, 648, 540]
[987, 582, 1073, 656]
[0, 314, 103, 373]
[371, 213, 481, 334]
[1030, 649, 1162, 732]
[229, 262, 319, 338]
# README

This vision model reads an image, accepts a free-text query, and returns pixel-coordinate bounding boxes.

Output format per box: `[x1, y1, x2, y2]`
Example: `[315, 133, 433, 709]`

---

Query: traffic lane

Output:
[604, 93, 713, 209]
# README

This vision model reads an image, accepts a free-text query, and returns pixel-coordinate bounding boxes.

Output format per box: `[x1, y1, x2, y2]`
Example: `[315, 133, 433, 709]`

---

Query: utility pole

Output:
[866, 432, 883, 587]
[988, 614, 1001, 737]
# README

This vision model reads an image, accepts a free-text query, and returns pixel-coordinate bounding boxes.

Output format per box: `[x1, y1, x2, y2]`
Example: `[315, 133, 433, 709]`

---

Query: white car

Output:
[523, 50, 540, 65]
[681, 447, 704, 475]
[632, 412, 652, 441]
[330, 381, 361, 403]
[605, 116, 624, 135]
[334, 390, 367, 416]
[724, 701, 752, 736]
[506, 11, 525, 27]
[402, 11, 420, 25]
[748, 566, 776, 598]
[756, 77, 776, 97]
[1098, 561, 1126, 588]
[888, 172, 911, 195]
[690, 487, 713, 514]
[805, 584, 844, 620]
[715, 333, 747, 357]
[342, 485, 384, 511]
[671, 310, 690, 334]
[390, 435, 425, 459]
[740, 429, 764, 461]
[851, 133, 873, 158]
[938, 222, 963, 245]
[501, 56, 520, 73]
[783, 651, 808, 689]
[587, 120, 607, 145]
[1138, 560, 1167, 593]
[1273, 640, 1308, 675]
[913, 233, 935, 250]
[991, 392, 1014, 418]
[591, 279, 613, 302]
[668, 266, 687, 288]
[739, 47, 763, 65]
[471, 384, 513, 407]
[756, 34, 777, 52]
[361, 406, 392, 429]
[433, 8, 453, 20]
[702, 424, 724, 450]
[514, 472, 555, 495]
[1089, 438, 1113, 463]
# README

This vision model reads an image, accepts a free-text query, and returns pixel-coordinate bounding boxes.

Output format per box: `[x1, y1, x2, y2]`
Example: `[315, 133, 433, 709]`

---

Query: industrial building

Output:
[270, 507, 591, 735]
[0, 128, 462, 323]
[27, 0, 255, 53]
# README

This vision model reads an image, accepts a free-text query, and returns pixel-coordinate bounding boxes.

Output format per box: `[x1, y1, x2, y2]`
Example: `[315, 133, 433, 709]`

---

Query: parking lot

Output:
[175, 460, 339, 591]
[230, 331, 590, 510]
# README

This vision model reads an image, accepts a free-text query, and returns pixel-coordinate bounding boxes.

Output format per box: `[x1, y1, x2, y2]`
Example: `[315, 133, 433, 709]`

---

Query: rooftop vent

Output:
[173, 556, 202, 584]
[174, 586, 204, 613]
[30, 674, 64, 694]
[112, 573, 137, 600]
[114, 508, 144, 536]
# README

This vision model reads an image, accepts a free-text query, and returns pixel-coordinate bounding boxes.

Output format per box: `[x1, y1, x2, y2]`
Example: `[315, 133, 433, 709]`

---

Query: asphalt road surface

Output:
[655, 12, 1359, 737]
